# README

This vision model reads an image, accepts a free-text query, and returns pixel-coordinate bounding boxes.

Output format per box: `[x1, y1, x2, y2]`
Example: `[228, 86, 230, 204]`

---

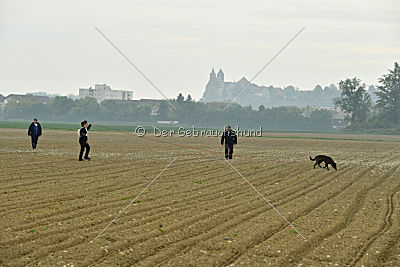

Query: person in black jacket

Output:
[28, 118, 42, 150]
[221, 125, 237, 159]
[78, 120, 92, 161]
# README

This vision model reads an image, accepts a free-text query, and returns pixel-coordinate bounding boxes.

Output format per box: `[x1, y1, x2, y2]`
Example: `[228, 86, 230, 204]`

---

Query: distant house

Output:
[4, 94, 51, 105]
[132, 99, 162, 116]
[31, 92, 59, 98]
[323, 107, 349, 129]
[302, 106, 349, 129]
[332, 110, 350, 129]
[79, 84, 133, 103]
[156, 120, 179, 125]
[131, 99, 160, 106]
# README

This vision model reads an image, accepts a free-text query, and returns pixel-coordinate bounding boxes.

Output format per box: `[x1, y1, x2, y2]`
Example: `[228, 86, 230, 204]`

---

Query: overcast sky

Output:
[0, 0, 399, 100]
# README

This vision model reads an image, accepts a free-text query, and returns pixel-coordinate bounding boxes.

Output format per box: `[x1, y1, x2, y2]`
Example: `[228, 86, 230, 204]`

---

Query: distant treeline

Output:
[0, 95, 334, 132]
[2, 61, 397, 133]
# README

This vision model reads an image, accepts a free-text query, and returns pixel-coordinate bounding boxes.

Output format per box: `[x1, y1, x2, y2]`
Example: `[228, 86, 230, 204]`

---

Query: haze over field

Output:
[0, 0, 399, 99]
[2, 2, 400, 265]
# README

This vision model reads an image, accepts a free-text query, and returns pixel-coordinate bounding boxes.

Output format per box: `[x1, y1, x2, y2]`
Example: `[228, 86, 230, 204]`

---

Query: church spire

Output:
[217, 68, 224, 81]
[209, 68, 216, 80]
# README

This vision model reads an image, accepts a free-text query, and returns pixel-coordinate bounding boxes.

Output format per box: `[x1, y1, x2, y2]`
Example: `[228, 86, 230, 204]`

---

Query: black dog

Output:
[310, 155, 337, 170]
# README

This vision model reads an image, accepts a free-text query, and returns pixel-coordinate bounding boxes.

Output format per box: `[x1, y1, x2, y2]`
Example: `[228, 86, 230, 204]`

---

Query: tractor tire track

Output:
[350, 182, 400, 266]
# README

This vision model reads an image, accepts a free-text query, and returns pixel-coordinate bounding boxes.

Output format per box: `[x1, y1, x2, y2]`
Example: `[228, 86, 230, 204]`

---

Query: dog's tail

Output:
[309, 156, 315, 161]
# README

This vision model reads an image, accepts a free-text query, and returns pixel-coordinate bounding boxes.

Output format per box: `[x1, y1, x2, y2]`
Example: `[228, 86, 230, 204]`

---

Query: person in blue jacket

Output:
[28, 118, 42, 150]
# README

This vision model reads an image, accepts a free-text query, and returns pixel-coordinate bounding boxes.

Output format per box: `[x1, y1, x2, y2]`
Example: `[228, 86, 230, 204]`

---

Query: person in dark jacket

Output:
[28, 118, 42, 150]
[78, 120, 92, 161]
[221, 125, 237, 159]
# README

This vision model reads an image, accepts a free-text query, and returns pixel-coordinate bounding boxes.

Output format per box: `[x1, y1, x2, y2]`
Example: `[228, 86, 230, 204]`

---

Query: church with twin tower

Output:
[202, 68, 228, 102]
[201, 67, 343, 108]
[201, 68, 253, 103]
[207, 68, 225, 96]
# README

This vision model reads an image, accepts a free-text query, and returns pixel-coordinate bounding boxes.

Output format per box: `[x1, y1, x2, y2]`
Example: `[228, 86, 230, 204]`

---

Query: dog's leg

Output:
[317, 160, 323, 168]
[314, 163, 317, 169]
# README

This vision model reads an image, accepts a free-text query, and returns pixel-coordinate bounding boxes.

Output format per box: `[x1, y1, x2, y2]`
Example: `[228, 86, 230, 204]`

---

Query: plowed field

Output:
[1, 128, 400, 266]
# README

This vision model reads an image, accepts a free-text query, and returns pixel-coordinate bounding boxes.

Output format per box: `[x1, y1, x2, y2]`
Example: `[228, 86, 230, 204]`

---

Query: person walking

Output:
[78, 120, 92, 161]
[28, 118, 42, 150]
[221, 125, 237, 159]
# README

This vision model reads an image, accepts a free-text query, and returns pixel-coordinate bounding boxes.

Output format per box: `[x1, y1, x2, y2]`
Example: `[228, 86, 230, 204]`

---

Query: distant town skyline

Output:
[1, 0, 399, 100]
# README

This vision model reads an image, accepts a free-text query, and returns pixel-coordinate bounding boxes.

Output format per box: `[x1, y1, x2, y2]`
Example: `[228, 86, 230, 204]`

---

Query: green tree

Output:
[334, 77, 372, 126]
[309, 109, 333, 131]
[3, 99, 19, 119]
[376, 62, 400, 122]
[48, 96, 74, 120]
[101, 100, 120, 120]
[134, 105, 153, 121]
[157, 101, 169, 120]
[70, 97, 100, 121]
[177, 93, 184, 103]
[186, 94, 192, 102]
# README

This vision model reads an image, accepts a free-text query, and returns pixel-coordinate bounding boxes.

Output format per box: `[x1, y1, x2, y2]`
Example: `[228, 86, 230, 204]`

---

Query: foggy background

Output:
[0, 0, 399, 100]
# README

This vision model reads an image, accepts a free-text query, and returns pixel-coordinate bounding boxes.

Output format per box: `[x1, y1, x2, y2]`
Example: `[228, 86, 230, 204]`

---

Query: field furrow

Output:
[1, 128, 400, 266]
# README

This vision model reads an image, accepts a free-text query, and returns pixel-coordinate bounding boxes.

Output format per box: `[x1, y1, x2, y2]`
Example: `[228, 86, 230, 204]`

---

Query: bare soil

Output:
[1, 128, 400, 266]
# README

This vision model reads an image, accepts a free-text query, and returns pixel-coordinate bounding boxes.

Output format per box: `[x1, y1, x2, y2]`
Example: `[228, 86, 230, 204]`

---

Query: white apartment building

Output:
[79, 84, 133, 102]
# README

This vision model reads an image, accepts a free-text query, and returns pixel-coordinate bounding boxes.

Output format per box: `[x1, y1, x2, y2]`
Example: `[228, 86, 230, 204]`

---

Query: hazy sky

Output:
[1, 0, 399, 100]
